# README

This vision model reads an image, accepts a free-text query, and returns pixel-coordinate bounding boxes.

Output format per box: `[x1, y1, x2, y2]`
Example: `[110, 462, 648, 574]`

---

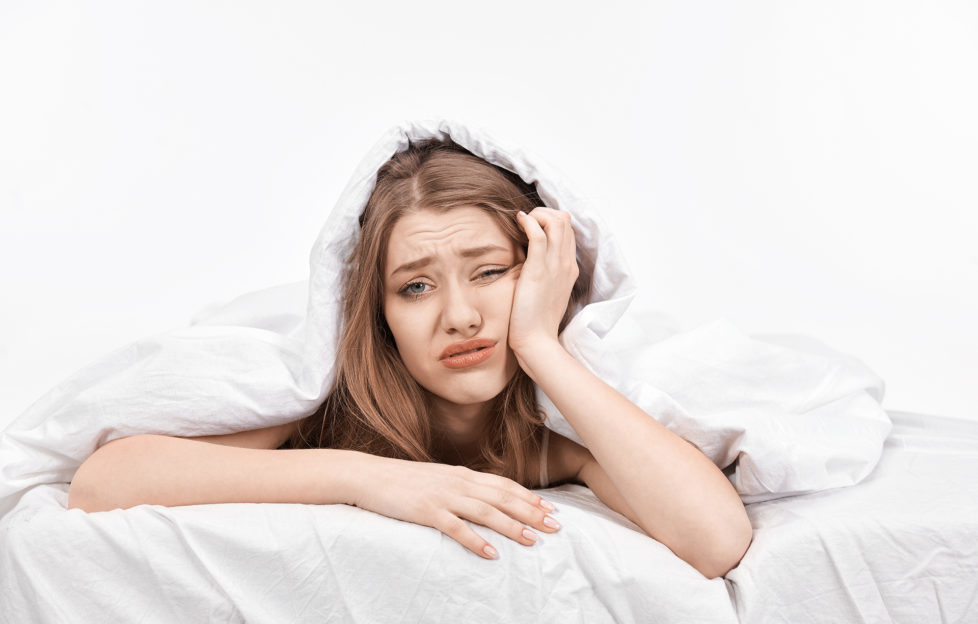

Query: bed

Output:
[728, 409, 978, 622]
[2, 120, 975, 622]
[2, 409, 976, 622]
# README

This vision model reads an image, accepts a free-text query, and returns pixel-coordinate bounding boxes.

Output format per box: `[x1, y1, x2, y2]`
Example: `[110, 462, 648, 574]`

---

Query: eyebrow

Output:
[389, 244, 510, 279]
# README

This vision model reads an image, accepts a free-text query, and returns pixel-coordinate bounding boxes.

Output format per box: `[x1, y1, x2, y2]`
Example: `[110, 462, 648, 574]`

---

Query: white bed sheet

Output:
[726, 410, 978, 622]
[3, 410, 973, 622]
[0, 478, 736, 623]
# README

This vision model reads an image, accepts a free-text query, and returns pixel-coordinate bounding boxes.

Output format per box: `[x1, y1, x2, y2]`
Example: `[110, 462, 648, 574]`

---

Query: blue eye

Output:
[401, 282, 429, 297]
[397, 267, 510, 301]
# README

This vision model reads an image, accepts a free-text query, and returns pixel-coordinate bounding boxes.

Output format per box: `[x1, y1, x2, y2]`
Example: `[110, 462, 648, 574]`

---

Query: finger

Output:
[525, 208, 568, 267]
[544, 210, 574, 263]
[540, 210, 578, 277]
[526, 207, 565, 236]
[465, 471, 561, 533]
[467, 468, 555, 512]
[451, 497, 541, 548]
[562, 215, 577, 264]
[527, 206, 565, 220]
[466, 482, 560, 536]
[554, 217, 573, 269]
[517, 210, 548, 266]
[564, 229, 578, 278]
[436, 513, 501, 559]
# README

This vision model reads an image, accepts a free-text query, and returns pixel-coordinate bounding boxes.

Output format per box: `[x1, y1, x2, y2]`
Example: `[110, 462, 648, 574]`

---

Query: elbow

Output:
[68, 435, 144, 513]
[692, 516, 754, 580]
[67, 480, 95, 512]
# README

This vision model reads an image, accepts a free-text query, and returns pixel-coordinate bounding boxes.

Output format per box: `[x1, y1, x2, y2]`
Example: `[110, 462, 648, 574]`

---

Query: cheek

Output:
[384, 301, 429, 362]
[383, 302, 406, 347]
[492, 277, 517, 319]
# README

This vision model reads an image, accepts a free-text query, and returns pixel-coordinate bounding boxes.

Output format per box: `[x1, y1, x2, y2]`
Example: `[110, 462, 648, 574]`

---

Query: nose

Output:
[440, 283, 483, 336]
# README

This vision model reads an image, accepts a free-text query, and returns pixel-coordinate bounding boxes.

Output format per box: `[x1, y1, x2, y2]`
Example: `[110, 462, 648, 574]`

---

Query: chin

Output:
[431, 375, 509, 406]
[421, 359, 520, 407]
[410, 349, 520, 409]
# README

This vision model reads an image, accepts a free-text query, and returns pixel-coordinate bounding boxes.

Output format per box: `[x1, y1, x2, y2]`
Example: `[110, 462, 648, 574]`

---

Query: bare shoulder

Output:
[540, 429, 593, 487]
[177, 420, 301, 450]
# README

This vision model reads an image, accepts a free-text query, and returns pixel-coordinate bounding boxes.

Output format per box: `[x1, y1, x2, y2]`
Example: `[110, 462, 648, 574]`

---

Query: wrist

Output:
[513, 338, 570, 381]
[322, 448, 376, 507]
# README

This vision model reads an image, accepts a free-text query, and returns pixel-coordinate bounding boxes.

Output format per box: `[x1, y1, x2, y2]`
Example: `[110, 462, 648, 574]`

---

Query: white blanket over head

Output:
[0, 118, 890, 520]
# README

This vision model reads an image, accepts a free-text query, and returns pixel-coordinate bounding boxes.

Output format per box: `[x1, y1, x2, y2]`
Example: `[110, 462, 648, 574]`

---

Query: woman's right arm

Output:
[67, 435, 561, 559]
[67, 435, 362, 511]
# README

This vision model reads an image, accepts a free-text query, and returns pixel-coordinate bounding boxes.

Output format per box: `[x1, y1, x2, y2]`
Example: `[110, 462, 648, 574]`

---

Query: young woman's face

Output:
[383, 207, 525, 412]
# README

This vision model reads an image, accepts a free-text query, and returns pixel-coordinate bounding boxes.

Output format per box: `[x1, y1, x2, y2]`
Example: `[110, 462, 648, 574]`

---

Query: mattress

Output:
[726, 410, 978, 622]
[2, 409, 975, 623]
[1, 473, 736, 623]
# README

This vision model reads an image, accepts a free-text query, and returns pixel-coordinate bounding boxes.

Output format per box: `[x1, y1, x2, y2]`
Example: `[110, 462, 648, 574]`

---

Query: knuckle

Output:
[446, 465, 473, 485]
[439, 515, 467, 537]
[468, 469, 494, 486]
[472, 499, 495, 518]
[507, 518, 526, 539]
[532, 509, 549, 527]
[490, 473, 519, 489]
[430, 513, 450, 533]
[436, 515, 488, 557]
[495, 489, 517, 507]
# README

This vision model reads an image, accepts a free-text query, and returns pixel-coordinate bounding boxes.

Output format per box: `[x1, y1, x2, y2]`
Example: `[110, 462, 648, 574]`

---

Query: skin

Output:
[383, 206, 526, 463]
[382, 204, 753, 576]
[69, 203, 751, 575]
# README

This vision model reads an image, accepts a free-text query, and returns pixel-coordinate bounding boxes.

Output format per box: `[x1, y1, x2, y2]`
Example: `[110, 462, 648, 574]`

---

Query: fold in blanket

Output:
[0, 118, 891, 520]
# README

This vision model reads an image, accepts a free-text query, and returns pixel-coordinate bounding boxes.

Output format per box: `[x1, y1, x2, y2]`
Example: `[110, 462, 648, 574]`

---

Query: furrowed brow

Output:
[389, 244, 509, 278]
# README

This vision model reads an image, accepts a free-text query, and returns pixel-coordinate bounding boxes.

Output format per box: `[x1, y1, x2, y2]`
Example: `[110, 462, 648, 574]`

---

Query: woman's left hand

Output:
[508, 207, 579, 364]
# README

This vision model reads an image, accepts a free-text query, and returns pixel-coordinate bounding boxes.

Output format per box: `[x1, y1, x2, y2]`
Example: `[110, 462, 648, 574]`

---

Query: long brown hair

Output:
[284, 137, 589, 487]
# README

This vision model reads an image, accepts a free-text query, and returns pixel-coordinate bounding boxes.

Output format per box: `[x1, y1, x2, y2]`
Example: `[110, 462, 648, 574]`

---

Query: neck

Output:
[428, 394, 494, 465]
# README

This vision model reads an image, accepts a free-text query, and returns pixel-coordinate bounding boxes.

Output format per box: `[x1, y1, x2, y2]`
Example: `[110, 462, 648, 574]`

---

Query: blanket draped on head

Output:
[0, 118, 891, 520]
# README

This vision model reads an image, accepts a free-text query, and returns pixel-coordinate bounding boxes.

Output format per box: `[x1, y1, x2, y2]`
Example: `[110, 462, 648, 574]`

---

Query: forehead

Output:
[386, 207, 513, 265]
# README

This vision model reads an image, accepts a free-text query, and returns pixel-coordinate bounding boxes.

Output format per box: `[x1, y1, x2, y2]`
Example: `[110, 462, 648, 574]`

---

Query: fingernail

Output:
[543, 516, 560, 530]
[518, 210, 527, 217]
[484, 545, 498, 558]
[539, 499, 555, 511]
[522, 528, 538, 543]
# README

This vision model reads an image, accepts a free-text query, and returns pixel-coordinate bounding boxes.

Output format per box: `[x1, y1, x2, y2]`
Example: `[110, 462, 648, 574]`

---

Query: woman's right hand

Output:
[349, 454, 561, 559]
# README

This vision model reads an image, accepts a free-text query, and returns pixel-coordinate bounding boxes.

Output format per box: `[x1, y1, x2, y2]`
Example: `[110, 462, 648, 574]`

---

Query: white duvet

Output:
[4, 410, 974, 623]
[727, 410, 978, 623]
[0, 118, 894, 620]
[2, 481, 738, 623]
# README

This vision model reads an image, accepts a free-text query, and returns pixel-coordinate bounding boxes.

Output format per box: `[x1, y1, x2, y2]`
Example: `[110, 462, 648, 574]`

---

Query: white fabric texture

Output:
[1, 480, 738, 623]
[0, 118, 891, 522]
[4, 411, 969, 623]
[726, 410, 978, 622]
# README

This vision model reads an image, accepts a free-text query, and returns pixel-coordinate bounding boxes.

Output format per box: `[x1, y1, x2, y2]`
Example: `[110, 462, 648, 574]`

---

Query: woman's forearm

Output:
[68, 434, 363, 512]
[518, 340, 752, 578]
[67, 434, 562, 560]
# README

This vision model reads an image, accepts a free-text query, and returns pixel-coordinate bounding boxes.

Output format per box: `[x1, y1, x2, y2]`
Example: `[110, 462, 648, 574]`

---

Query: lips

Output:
[439, 338, 497, 360]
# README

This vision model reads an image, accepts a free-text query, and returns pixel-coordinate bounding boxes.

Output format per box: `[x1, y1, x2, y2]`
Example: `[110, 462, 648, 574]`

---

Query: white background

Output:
[1, 0, 975, 430]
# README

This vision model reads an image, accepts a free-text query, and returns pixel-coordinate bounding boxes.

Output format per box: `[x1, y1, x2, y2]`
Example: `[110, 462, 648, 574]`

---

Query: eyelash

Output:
[398, 267, 511, 300]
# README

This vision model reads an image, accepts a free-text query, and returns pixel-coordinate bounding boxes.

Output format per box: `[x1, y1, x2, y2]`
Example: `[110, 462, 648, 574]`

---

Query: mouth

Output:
[447, 347, 488, 358]
[439, 339, 497, 360]
[441, 344, 496, 369]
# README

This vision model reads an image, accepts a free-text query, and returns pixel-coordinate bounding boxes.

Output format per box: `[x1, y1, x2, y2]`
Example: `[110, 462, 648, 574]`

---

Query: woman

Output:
[68, 137, 752, 579]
